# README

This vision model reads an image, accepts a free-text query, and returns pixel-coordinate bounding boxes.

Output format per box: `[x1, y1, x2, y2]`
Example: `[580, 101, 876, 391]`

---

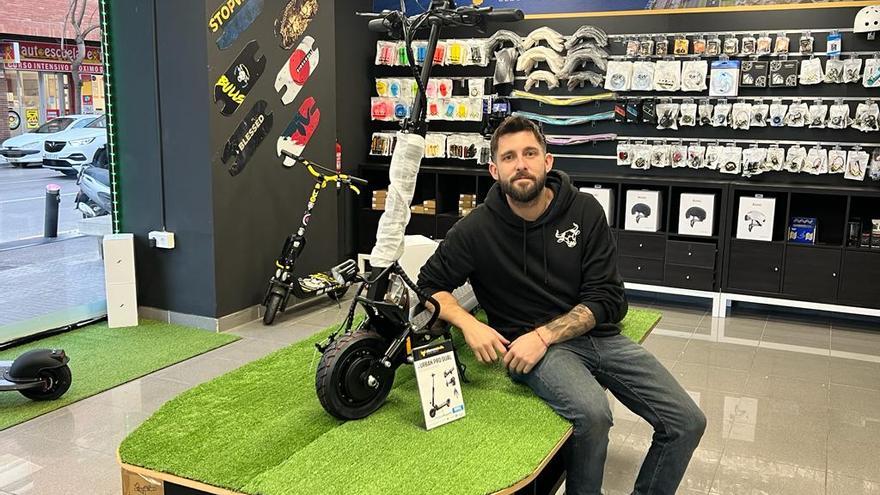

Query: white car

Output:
[43, 115, 108, 177]
[0, 114, 100, 167]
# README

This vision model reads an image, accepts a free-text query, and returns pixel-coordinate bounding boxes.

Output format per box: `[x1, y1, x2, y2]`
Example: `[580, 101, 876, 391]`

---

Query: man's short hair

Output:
[490, 115, 547, 162]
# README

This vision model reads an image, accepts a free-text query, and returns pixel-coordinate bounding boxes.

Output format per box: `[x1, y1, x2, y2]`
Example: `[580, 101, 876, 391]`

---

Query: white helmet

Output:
[854, 5, 880, 34]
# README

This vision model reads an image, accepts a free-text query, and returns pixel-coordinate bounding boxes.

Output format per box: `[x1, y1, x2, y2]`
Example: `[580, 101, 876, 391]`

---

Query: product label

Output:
[413, 339, 466, 430]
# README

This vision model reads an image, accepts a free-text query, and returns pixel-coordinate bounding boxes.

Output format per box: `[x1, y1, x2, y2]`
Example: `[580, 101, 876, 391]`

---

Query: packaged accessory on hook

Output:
[639, 38, 654, 57]
[566, 25, 609, 49]
[468, 39, 489, 67]
[808, 102, 828, 128]
[654, 60, 682, 92]
[785, 145, 807, 173]
[828, 102, 851, 129]
[756, 34, 772, 56]
[674, 37, 690, 56]
[824, 58, 845, 84]
[803, 146, 828, 175]
[656, 102, 680, 130]
[740, 60, 769, 88]
[566, 70, 605, 91]
[523, 26, 565, 52]
[626, 99, 641, 123]
[798, 32, 814, 55]
[642, 98, 657, 124]
[799, 57, 823, 85]
[853, 101, 880, 132]
[631, 61, 656, 91]
[681, 60, 709, 91]
[698, 100, 714, 126]
[710, 59, 741, 97]
[723, 35, 740, 56]
[687, 143, 706, 169]
[706, 144, 725, 170]
[770, 59, 799, 87]
[650, 144, 671, 168]
[769, 101, 788, 127]
[742, 147, 767, 178]
[765, 146, 785, 172]
[843, 57, 863, 83]
[773, 33, 790, 54]
[680, 102, 698, 127]
[862, 58, 880, 88]
[740, 35, 757, 57]
[524, 70, 560, 91]
[869, 150, 880, 182]
[655, 37, 669, 57]
[486, 30, 524, 57]
[631, 144, 652, 170]
[561, 44, 609, 74]
[844, 149, 870, 181]
[493, 47, 517, 85]
[425, 133, 447, 158]
[827, 31, 842, 56]
[617, 142, 633, 166]
[625, 39, 640, 57]
[706, 36, 722, 56]
[671, 143, 688, 167]
[712, 101, 732, 127]
[445, 40, 469, 66]
[828, 148, 847, 174]
[693, 37, 707, 56]
[751, 103, 770, 127]
[604, 61, 633, 91]
[719, 145, 743, 175]
[517, 46, 565, 74]
[785, 101, 809, 127]
[731, 102, 752, 130]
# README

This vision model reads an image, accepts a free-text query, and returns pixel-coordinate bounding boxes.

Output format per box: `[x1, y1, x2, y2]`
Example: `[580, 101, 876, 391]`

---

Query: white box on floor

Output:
[678, 193, 715, 237]
[103, 233, 139, 327]
[736, 196, 776, 241]
[579, 187, 614, 226]
[624, 190, 662, 232]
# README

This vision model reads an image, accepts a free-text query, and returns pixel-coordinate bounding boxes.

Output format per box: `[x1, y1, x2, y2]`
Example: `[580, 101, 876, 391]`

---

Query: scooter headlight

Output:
[384, 273, 410, 312]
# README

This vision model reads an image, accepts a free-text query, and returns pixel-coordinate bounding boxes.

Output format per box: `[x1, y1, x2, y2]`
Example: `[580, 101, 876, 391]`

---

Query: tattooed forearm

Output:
[537, 304, 597, 345]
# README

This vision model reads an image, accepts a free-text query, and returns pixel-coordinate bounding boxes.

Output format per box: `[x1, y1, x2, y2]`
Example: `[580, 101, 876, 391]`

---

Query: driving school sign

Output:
[1, 41, 103, 74]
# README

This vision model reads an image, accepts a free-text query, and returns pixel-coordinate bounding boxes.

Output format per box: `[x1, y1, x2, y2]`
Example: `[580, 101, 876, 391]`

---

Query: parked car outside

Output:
[0, 115, 99, 167]
[42, 115, 108, 177]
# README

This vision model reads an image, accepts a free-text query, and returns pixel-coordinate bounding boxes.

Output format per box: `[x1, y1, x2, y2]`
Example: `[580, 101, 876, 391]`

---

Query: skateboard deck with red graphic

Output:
[274, 35, 319, 105]
[277, 96, 320, 166]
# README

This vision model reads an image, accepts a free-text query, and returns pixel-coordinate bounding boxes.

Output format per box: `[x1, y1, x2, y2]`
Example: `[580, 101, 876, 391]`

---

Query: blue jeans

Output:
[509, 333, 706, 495]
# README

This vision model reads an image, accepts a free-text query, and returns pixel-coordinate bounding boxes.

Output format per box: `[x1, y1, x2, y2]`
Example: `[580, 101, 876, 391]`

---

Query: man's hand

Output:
[460, 320, 510, 364]
[503, 331, 548, 374]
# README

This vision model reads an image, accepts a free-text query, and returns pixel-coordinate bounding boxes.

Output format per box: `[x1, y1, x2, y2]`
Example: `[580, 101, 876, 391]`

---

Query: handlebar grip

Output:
[486, 8, 524, 22]
[348, 176, 369, 186]
[368, 17, 391, 33]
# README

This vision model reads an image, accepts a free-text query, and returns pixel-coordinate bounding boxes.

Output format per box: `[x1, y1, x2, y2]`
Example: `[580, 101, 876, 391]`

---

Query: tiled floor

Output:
[0, 295, 879, 494]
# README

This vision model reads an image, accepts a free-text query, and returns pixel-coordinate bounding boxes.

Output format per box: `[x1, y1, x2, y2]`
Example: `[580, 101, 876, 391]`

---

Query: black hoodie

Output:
[417, 170, 628, 340]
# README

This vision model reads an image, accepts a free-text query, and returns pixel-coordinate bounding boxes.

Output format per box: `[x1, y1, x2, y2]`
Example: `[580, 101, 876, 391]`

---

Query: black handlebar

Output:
[363, 6, 523, 33]
[486, 8, 524, 22]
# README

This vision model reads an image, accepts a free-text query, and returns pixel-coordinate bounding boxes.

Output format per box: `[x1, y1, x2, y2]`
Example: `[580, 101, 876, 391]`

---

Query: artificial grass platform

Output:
[0, 319, 239, 431]
[119, 308, 661, 495]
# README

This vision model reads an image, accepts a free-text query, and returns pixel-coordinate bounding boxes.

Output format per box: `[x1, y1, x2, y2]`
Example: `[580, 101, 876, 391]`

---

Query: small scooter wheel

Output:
[20, 365, 72, 401]
[316, 327, 395, 420]
[263, 293, 283, 325]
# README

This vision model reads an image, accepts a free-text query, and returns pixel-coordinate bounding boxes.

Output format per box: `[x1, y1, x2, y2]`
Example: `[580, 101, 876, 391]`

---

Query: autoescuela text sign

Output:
[1, 40, 103, 74]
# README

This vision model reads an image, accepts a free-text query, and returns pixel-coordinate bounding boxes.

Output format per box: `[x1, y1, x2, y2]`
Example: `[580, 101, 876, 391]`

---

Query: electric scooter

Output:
[314, 1, 523, 420]
[0, 349, 72, 401]
[262, 151, 368, 325]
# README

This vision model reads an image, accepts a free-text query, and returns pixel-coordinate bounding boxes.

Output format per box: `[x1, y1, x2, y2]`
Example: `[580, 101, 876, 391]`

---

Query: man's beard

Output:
[499, 171, 546, 204]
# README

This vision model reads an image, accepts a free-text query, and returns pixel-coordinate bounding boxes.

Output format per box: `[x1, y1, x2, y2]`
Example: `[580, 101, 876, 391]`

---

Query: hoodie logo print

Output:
[555, 223, 580, 248]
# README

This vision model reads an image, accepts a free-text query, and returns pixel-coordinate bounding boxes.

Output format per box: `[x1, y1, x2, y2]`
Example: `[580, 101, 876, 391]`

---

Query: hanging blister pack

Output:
[631, 61, 656, 91]
[808, 103, 828, 128]
[604, 61, 633, 91]
[756, 34, 772, 56]
[626, 99, 641, 123]
[705, 145, 725, 170]
[751, 103, 770, 127]
[679, 102, 698, 127]
[785, 145, 807, 173]
[773, 33, 790, 54]
[843, 57, 863, 83]
[721, 35, 738, 56]
[798, 32, 814, 55]
[468, 39, 490, 67]
[853, 101, 880, 132]
[827, 32, 842, 56]
[731, 102, 752, 130]
[712, 101, 732, 127]
[709, 59, 740, 97]
[828, 103, 851, 129]
[740, 36, 757, 57]
[625, 39, 640, 57]
[698, 100, 714, 126]
[769, 60, 799, 87]
[719, 145, 743, 175]
[769, 101, 788, 127]
[765, 147, 785, 172]
[617, 142, 633, 166]
[656, 103, 680, 130]
[681, 60, 709, 92]
[785, 101, 809, 127]
[655, 38, 669, 56]
[376, 40, 397, 66]
[828, 148, 847, 174]
[862, 58, 880, 88]
[824, 58, 845, 84]
[687, 144, 706, 169]
[369, 132, 397, 156]
[445, 40, 468, 66]
[706, 36, 721, 56]
[614, 100, 627, 123]
[803, 146, 828, 175]
[631, 144, 652, 170]
[650, 144, 671, 168]
[799, 57, 823, 85]
[692, 37, 707, 56]
[671, 144, 688, 168]
[674, 37, 690, 56]
[425, 133, 447, 158]
[741, 147, 767, 178]
[845, 149, 870, 181]
[641, 99, 657, 125]
[639, 38, 655, 57]
[870, 150, 880, 181]
[740, 60, 769, 88]
[654, 60, 682, 92]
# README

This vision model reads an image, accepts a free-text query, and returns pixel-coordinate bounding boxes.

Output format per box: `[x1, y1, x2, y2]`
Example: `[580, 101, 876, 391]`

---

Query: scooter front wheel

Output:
[315, 328, 395, 420]
[263, 293, 283, 325]
[20, 365, 72, 401]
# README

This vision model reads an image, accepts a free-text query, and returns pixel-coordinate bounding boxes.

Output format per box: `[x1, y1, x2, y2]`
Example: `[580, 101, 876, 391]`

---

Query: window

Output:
[34, 117, 75, 134]
[72, 117, 98, 128]
[86, 115, 106, 128]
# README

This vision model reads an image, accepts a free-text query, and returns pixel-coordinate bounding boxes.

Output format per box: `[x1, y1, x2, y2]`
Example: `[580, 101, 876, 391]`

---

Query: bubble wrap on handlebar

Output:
[369, 131, 426, 268]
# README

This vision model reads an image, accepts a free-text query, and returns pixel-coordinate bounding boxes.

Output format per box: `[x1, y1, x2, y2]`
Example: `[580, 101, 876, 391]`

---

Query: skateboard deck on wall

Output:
[210, 0, 265, 50]
[214, 40, 266, 116]
[277, 96, 320, 167]
[274, 0, 319, 50]
[221, 100, 273, 176]
[275, 35, 319, 105]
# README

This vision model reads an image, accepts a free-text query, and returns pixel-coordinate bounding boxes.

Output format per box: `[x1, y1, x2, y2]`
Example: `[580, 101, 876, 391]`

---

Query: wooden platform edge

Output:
[118, 451, 246, 495]
[492, 428, 573, 495]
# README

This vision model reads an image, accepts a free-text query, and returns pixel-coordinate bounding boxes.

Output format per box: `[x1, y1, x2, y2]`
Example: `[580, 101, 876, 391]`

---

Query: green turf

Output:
[0, 319, 239, 431]
[120, 309, 661, 495]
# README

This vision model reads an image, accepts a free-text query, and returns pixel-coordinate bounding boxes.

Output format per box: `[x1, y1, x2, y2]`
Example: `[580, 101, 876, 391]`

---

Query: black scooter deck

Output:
[0, 362, 42, 391]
